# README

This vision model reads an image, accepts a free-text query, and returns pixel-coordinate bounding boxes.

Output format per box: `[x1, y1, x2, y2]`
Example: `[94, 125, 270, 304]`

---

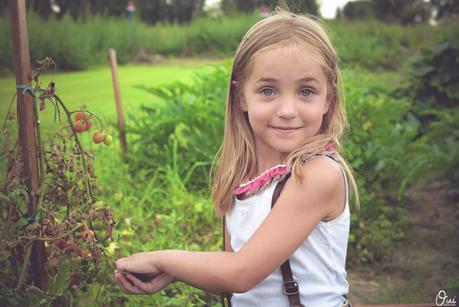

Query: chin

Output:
[273, 143, 302, 155]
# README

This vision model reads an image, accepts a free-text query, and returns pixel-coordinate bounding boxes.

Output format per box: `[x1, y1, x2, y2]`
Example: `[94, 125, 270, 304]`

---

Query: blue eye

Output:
[300, 88, 313, 97]
[260, 88, 275, 96]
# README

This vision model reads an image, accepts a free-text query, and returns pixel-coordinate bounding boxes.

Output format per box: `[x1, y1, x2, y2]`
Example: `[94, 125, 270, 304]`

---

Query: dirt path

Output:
[347, 180, 459, 304]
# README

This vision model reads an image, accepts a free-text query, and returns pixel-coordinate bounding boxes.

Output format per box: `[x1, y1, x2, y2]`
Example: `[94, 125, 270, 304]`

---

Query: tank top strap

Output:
[300, 152, 349, 205]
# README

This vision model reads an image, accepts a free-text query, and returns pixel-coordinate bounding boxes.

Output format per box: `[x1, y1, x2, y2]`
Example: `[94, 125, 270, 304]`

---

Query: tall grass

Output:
[1, 10, 455, 72]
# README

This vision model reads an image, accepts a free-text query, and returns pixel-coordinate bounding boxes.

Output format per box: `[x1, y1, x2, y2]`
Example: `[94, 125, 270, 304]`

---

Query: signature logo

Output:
[436, 290, 457, 307]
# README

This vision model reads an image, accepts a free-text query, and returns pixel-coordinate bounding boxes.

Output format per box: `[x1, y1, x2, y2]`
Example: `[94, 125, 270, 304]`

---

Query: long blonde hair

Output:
[210, 8, 360, 216]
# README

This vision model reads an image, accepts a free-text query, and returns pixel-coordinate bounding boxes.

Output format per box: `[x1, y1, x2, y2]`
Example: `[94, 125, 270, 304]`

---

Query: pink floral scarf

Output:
[233, 144, 336, 199]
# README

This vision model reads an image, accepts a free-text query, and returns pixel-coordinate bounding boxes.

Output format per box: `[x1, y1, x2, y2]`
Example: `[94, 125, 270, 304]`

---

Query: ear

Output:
[238, 95, 248, 112]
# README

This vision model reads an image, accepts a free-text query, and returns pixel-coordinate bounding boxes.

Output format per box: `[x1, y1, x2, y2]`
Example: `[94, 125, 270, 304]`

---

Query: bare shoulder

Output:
[287, 155, 345, 221]
[295, 155, 343, 195]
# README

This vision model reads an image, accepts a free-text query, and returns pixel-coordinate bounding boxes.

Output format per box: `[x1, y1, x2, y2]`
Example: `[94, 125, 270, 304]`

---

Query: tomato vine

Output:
[0, 58, 115, 305]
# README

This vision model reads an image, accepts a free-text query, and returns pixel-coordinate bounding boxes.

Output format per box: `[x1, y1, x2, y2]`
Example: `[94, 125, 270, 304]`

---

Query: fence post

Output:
[10, 0, 48, 289]
[108, 48, 128, 160]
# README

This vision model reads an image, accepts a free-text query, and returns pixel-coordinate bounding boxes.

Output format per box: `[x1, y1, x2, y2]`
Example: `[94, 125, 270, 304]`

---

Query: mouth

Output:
[270, 126, 302, 130]
[269, 126, 303, 135]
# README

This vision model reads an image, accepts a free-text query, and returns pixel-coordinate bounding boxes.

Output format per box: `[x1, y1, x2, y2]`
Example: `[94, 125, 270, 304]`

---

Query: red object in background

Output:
[260, 5, 270, 18]
[127, 1, 136, 13]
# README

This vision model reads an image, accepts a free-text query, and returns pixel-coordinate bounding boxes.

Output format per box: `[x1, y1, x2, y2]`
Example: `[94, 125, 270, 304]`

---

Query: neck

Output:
[256, 154, 288, 174]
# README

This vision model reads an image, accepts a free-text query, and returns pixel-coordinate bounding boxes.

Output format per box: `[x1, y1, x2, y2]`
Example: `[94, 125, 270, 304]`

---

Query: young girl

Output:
[114, 8, 359, 307]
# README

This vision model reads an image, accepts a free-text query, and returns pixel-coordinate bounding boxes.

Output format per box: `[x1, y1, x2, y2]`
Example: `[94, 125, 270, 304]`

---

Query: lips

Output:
[269, 126, 302, 135]
[270, 126, 302, 130]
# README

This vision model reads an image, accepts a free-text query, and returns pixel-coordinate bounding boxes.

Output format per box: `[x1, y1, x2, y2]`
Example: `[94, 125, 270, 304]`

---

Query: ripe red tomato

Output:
[74, 120, 87, 133]
[74, 111, 86, 121]
[92, 132, 105, 144]
[76, 121, 87, 132]
[85, 118, 93, 131]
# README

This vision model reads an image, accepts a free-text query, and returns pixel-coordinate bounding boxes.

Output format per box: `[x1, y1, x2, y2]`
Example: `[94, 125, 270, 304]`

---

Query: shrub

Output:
[125, 64, 230, 191]
[394, 27, 459, 197]
[343, 69, 420, 263]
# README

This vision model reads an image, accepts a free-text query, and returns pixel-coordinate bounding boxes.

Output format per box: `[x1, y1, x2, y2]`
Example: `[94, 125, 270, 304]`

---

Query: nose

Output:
[276, 95, 298, 119]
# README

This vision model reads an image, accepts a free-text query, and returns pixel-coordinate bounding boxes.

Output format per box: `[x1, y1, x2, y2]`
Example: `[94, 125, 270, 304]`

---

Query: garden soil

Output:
[348, 179, 459, 304]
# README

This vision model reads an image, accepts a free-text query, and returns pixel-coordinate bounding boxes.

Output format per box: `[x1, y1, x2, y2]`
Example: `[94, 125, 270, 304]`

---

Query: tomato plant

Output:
[0, 58, 115, 305]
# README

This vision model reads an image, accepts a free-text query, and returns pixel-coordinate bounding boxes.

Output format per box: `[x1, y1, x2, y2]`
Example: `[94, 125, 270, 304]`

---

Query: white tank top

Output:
[225, 156, 350, 307]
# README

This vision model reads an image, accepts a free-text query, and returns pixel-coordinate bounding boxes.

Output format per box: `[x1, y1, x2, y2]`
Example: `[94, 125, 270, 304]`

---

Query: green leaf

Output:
[24, 285, 45, 304]
[411, 64, 434, 77]
[375, 160, 385, 172]
[50, 260, 71, 295]
[194, 202, 204, 213]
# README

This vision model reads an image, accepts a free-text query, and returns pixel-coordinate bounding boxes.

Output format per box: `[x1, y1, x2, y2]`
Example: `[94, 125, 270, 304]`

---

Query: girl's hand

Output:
[114, 269, 177, 295]
[115, 251, 162, 276]
[114, 251, 177, 294]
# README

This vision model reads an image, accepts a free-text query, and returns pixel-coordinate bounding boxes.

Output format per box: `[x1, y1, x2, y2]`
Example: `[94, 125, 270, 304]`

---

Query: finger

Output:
[115, 271, 146, 295]
[144, 273, 176, 294]
[114, 271, 131, 294]
[115, 256, 153, 275]
[125, 273, 154, 293]
[115, 258, 129, 272]
[115, 271, 135, 294]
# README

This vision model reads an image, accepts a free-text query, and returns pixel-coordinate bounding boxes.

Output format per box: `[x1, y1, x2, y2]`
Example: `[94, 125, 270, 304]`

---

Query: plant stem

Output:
[16, 241, 33, 290]
[53, 94, 94, 202]
[20, 223, 85, 243]
[33, 91, 46, 213]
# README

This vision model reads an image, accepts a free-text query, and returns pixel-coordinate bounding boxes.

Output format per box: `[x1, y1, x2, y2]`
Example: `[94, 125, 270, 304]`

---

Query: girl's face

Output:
[239, 44, 330, 164]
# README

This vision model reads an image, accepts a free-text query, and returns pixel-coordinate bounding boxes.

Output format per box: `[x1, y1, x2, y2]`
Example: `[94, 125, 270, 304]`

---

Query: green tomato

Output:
[103, 135, 113, 145]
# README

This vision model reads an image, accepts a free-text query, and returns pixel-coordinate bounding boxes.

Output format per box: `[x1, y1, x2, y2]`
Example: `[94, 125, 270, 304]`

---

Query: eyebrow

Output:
[255, 76, 320, 84]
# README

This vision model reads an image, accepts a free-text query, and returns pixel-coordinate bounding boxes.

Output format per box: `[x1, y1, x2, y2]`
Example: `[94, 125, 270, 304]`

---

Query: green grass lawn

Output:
[0, 59, 225, 137]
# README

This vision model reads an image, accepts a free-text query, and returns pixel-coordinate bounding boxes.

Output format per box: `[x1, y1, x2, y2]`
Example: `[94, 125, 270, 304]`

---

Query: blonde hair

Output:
[210, 8, 360, 216]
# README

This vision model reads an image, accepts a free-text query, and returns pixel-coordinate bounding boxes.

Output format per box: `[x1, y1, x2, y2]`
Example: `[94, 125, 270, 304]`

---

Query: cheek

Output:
[247, 104, 272, 127]
[300, 104, 327, 123]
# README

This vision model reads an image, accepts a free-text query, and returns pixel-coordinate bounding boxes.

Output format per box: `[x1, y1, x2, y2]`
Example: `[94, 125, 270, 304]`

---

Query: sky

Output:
[318, 0, 353, 19]
[204, 0, 354, 19]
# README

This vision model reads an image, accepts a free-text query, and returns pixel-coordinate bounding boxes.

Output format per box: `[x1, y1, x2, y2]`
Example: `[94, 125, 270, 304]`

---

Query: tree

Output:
[11, 0, 205, 25]
[430, 0, 459, 20]
[221, 0, 318, 16]
[136, 0, 205, 24]
[372, 0, 430, 24]
[343, 1, 373, 21]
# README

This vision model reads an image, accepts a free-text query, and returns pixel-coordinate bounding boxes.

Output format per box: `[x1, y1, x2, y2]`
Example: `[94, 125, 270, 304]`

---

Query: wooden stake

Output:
[108, 48, 128, 158]
[10, 0, 47, 289]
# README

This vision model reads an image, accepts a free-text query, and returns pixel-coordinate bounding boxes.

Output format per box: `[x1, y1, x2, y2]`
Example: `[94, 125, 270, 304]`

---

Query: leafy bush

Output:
[328, 19, 449, 70]
[342, 69, 420, 263]
[126, 64, 230, 191]
[398, 28, 459, 127]
[394, 27, 459, 197]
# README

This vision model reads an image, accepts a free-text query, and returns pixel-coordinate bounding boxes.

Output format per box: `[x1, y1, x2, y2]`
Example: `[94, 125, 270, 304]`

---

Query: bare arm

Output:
[156, 250, 242, 294]
[154, 221, 236, 294]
